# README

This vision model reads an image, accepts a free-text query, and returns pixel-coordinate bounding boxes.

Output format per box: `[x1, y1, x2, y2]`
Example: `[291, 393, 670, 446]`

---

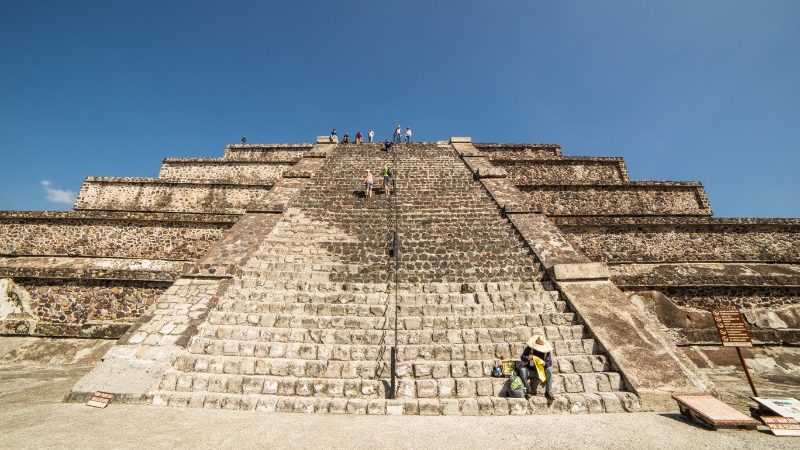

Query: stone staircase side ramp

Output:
[451, 137, 704, 411]
[66, 143, 336, 402]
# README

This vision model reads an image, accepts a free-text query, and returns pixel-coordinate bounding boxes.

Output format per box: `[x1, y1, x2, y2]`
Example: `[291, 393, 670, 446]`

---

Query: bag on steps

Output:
[507, 373, 525, 398]
[491, 365, 503, 378]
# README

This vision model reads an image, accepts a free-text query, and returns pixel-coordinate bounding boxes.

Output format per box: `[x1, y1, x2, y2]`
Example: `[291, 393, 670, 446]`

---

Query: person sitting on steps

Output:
[364, 170, 374, 199]
[330, 129, 337, 142]
[518, 334, 555, 400]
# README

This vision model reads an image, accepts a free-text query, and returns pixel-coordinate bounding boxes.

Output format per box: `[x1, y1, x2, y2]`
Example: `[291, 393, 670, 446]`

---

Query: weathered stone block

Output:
[416, 380, 438, 398]
[418, 399, 441, 416]
[552, 263, 610, 281]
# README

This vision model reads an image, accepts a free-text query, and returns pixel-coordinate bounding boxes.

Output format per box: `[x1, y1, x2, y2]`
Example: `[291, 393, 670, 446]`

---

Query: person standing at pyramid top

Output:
[368, 129, 375, 143]
[405, 127, 412, 143]
[240, 135, 246, 144]
[394, 125, 402, 143]
[355, 131, 363, 144]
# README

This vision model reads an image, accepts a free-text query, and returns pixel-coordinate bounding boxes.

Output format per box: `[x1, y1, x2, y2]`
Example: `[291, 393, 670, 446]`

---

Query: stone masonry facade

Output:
[0, 136, 796, 416]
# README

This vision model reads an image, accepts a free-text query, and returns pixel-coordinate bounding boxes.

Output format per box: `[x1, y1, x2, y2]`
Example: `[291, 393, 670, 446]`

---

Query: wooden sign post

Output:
[712, 309, 758, 397]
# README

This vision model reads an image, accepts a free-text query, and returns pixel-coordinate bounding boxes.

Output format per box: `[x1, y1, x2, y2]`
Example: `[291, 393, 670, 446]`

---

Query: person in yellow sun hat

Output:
[518, 334, 555, 400]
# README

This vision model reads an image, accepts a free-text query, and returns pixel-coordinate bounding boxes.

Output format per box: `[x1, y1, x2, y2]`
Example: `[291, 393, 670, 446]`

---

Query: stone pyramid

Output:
[2, 137, 797, 415]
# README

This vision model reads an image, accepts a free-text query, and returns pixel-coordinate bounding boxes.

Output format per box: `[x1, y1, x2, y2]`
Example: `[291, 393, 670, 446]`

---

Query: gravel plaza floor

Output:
[1, 349, 796, 450]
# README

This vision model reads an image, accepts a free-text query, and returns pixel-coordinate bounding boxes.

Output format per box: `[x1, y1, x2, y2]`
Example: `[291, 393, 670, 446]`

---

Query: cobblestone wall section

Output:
[394, 145, 543, 283]
[474, 143, 562, 160]
[557, 218, 800, 263]
[13, 277, 171, 324]
[223, 144, 312, 162]
[159, 159, 295, 183]
[494, 158, 628, 184]
[0, 212, 235, 260]
[656, 286, 799, 310]
[75, 177, 275, 214]
[0, 256, 186, 282]
[520, 182, 712, 216]
[610, 262, 800, 288]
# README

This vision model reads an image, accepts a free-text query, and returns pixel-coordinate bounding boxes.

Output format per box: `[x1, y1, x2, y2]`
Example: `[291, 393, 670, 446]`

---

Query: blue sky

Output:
[1, 0, 798, 217]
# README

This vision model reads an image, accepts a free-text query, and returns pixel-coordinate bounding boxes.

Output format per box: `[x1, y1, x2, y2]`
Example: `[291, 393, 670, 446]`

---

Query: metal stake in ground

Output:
[712, 309, 758, 397]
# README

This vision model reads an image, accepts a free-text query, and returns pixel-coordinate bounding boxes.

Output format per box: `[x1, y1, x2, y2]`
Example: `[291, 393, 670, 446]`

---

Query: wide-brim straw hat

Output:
[527, 335, 553, 353]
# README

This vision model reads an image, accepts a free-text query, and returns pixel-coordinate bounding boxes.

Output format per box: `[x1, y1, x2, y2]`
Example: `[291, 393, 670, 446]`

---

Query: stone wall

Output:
[0, 212, 236, 261]
[520, 182, 711, 216]
[654, 286, 800, 311]
[75, 177, 274, 214]
[493, 158, 628, 184]
[14, 278, 170, 324]
[223, 144, 312, 162]
[159, 159, 295, 183]
[556, 218, 800, 263]
[474, 143, 561, 160]
[611, 262, 800, 312]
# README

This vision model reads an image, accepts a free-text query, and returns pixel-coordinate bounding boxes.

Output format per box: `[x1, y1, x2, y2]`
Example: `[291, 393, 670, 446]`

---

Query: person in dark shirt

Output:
[355, 131, 363, 144]
[342, 133, 350, 143]
[518, 334, 555, 400]
[330, 129, 338, 143]
[241, 135, 246, 144]
[383, 139, 393, 152]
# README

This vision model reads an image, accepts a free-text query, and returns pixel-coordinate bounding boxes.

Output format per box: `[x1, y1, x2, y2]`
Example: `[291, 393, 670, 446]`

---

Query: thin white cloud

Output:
[40, 180, 77, 206]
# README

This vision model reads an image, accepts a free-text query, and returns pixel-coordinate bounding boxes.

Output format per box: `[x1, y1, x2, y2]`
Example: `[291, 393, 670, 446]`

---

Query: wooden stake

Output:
[736, 347, 758, 397]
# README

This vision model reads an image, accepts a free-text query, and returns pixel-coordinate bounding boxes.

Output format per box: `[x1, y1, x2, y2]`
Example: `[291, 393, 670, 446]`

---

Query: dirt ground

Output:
[1, 337, 797, 450]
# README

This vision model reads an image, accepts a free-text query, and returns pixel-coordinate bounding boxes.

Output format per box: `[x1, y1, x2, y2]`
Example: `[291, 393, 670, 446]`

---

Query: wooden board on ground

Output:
[761, 416, 800, 437]
[753, 397, 800, 421]
[712, 309, 753, 347]
[86, 391, 114, 408]
[672, 393, 758, 430]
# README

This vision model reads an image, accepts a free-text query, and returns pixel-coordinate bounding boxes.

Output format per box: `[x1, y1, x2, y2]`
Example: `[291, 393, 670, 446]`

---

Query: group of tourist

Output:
[393, 125, 412, 143]
[331, 129, 375, 144]
[363, 163, 393, 199]
[330, 125, 412, 144]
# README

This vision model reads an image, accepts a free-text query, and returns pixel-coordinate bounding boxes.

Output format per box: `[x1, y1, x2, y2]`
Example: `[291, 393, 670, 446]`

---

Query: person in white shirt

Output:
[368, 129, 375, 143]
[405, 127, 412, 143]
[394, 125, 402, 143]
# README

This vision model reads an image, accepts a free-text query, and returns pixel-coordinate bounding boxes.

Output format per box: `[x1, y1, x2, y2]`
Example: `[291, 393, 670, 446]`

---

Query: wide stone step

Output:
[151, 390, 641, 415]
[195, 324, 585, 346]
[212, 301, 570, 316]
[206, 311, 577, 329]
[174, 354, 609, 379]
[188, 338, 596, 361]
[222, 290, 560, 306]
[157, 371, 624, 400]
[226, 281, 553, 293]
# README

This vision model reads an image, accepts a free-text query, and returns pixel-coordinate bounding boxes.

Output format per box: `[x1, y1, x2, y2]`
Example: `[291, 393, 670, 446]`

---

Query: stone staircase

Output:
[150, 143, 640, 414]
